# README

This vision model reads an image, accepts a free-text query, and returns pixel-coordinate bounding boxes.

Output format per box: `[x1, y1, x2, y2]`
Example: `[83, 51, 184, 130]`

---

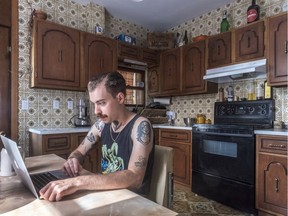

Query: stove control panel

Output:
[214, 99, 275, 126]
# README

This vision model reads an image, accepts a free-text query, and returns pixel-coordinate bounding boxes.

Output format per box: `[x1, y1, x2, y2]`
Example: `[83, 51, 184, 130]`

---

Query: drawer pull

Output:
[275, 178, 279, 192]
[268, 144, 286, 148]
[169, 135, 178, 138]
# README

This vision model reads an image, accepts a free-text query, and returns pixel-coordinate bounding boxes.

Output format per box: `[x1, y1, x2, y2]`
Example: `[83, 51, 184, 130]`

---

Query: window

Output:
[118, 67, 145, 106]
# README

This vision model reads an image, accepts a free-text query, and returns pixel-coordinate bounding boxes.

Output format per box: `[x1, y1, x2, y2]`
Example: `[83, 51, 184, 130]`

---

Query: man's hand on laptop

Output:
[39, 178, 79, 201]
[63, 157, 82, 177]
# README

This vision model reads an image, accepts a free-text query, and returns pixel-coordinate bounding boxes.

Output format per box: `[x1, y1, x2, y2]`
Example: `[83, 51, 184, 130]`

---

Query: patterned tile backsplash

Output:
[18, 0, 287, 154]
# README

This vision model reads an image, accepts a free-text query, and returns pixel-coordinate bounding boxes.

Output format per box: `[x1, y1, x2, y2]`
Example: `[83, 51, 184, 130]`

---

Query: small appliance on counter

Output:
[166, 111, 176, 125]
[69, 99, 91, 127]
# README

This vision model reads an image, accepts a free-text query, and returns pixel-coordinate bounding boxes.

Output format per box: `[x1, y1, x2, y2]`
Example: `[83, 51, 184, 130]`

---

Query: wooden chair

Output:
[148, 145, 174, 209]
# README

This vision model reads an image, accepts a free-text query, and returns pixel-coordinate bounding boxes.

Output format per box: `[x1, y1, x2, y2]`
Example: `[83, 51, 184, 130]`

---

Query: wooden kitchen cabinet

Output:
[256, 134, 287, 216]
[148, 66, 160, 96]
[267, 12, 288, 87]
[31, 18, 82, 91]
[118, 42, 141, 60]
[234, 20, 265, 62]
[81, 32, 118, 86]
[208, 31, 232, 68]
[159, 129, 192, 186]
[160, 48, 181, 95]
[182, 40, 217, 94]
[30, 132, 101, 173]
[142, 48, 159, 66]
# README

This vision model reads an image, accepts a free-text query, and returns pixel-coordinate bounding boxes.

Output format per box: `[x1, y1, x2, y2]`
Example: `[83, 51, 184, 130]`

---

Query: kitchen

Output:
[0, 0, 287, 215]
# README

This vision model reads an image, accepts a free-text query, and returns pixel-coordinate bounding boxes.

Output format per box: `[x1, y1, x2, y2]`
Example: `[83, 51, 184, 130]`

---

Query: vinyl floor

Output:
[172, 184, 252, 216]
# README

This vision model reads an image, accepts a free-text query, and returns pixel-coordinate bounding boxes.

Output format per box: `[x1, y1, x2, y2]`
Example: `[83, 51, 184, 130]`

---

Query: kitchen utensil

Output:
[183, 117, 196, 126]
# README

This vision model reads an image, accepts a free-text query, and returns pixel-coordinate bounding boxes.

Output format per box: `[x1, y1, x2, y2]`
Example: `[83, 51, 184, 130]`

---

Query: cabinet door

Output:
[160, 48, 181, 95]
[268, 13, 288, 86]
[72, 133, 101, 173]
[208, 31, 231, 68]
[148, 66, 160, 96]
[82, 33, 117, 86]
[234, 21, 264, 62]
[162, 141, 191, 185]
[142, 48, 159, 66]
[31, 19, 81, 90]
[257, 154, 287, 215]
[182, 40, 207, 94]
[118, 42, 141, 60]
[43, 134, 71, 159]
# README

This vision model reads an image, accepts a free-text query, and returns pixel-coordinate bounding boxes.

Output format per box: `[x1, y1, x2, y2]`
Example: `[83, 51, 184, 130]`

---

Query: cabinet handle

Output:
[275, 178, 279, 192]
[58, 50, 63, 62]
[268, 144, 286, 148]
[285, 40, 288, 54]
[169, 135, 178, 138]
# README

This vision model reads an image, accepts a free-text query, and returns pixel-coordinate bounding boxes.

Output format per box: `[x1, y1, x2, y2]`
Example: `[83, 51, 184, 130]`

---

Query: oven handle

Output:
[195, 131, 253, 137]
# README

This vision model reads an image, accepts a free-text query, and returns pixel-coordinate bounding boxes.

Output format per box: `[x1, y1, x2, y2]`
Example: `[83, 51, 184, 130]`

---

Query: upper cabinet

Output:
[31, 19, 81, 91]
[234, 20, 265, 62]
[208, 31, 232, 68]
[182, 40, 217, 94]
[118, 42, 159, 66]
[148, 66, 160, 96]
[81, 32, 118, 86]
[160, 47, 181, 95]
[267, 12, 287, 87]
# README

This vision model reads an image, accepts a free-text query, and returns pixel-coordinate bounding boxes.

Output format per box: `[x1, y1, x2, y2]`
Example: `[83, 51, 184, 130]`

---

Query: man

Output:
[40, 72, 154, 202]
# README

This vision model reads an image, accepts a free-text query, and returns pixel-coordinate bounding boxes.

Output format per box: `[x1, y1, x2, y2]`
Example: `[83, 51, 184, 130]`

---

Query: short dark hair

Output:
[88, 71, 126, 98]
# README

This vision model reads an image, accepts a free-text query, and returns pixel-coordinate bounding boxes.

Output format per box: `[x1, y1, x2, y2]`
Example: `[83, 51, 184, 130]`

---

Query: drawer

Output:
[160, 129, 191, 143]
[257, 135, 287, 155]
[43, 134, 71, 152]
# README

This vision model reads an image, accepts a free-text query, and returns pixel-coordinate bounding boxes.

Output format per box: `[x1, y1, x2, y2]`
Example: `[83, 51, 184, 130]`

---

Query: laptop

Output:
[0, 135, 70, 199]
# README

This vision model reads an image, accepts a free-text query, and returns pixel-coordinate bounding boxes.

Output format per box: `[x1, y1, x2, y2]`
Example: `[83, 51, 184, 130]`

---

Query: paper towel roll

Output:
[153, 97, 171, 105]
[0, 148, 15, 176]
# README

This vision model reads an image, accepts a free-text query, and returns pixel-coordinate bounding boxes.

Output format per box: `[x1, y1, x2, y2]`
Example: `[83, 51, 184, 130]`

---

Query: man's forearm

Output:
[68, 150, 85, 165]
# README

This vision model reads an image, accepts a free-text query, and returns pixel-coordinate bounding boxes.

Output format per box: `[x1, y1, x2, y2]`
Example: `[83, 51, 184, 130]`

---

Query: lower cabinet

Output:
[159, 129, 192, 186]
[29, 132, 101, 173]
[256, 134, 287, 216]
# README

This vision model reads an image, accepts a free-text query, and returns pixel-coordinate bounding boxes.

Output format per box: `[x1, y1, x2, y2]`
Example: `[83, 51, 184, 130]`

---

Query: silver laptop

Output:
[0, 135, 70, 199]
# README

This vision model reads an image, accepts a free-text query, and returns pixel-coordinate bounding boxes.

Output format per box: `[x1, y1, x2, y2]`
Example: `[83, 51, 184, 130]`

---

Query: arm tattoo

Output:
[135, 156, 146, 168]
[136, 121, 151, 145]
[68, 150, 85, 165]
[94, 119, 105, 133]
[86, 132, 96, 143]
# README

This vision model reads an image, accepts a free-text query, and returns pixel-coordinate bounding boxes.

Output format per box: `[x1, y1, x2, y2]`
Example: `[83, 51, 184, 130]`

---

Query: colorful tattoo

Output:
[136, 121, 151, 145]
[135, 156, 146, 168]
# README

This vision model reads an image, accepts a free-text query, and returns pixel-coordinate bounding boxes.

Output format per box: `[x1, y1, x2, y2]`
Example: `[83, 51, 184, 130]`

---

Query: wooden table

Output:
[0, 154, 177, 216]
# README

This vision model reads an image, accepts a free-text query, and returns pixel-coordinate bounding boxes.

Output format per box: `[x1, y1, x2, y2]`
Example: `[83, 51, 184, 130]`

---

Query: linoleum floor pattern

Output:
[173, 184, 251, 216]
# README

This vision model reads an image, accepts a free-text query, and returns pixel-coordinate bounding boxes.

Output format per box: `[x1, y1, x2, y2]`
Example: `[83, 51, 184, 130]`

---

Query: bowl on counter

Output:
[183, 117, 196, 126]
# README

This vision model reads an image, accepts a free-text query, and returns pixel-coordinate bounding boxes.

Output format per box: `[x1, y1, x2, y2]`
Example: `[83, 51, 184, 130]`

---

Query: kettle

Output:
[0, 148, 15, 176]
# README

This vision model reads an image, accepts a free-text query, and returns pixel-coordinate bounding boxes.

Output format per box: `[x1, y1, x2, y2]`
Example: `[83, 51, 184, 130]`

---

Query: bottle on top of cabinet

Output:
[247, 0, 260, 24]
[183, 30, 188, 45]
[220, 11, 230, 32]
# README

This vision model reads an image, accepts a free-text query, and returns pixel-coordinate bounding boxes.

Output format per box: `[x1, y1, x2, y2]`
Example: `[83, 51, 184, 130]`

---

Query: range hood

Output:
[204, 59, 267, 83]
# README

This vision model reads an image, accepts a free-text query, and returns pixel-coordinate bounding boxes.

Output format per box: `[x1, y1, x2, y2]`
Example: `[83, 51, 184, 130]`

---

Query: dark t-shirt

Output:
[100, 114, 154, 195]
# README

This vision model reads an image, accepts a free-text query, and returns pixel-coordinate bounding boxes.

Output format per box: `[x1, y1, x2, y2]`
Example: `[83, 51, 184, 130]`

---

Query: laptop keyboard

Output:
[30, 172, 59, 193]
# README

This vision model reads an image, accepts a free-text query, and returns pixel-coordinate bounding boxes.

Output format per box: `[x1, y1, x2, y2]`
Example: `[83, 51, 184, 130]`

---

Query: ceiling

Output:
[73, 0, 234, 31]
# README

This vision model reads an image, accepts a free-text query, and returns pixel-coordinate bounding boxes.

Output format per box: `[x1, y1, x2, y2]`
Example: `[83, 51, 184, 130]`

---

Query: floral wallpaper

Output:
[18, 0, 287, 155]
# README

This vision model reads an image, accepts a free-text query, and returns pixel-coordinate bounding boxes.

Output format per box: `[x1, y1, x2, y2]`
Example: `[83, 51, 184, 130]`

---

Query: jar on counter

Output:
[197, 114, 206, 124]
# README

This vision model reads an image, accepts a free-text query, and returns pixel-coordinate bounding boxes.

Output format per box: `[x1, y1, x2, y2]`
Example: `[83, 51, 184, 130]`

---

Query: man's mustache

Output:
[97, 114, 108, 118]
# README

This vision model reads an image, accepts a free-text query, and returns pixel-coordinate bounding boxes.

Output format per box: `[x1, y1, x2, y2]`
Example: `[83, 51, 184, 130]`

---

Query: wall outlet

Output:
[21, 100, 29, 110]
[53, 100, 60, 109]
[67, 100, 73, 109]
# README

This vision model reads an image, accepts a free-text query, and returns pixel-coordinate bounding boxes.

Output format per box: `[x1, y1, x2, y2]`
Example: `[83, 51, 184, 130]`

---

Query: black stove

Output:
[192, 99, 275, 214]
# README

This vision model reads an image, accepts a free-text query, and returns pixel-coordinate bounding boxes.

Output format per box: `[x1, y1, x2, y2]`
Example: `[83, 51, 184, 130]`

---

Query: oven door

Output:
[192, 130, 255, 184]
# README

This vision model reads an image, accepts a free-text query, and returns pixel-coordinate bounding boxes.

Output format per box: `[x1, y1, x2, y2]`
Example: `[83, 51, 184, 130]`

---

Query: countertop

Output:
[29, 124, 193, 134]
[254, 128, 288, 136]
[0, 154, 177, 216]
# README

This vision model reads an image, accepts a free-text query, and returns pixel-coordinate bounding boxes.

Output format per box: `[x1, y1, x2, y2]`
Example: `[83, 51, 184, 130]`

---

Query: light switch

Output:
[53, 100, 60, 109]
[67, 100, 73, 109]
[21, 100, 29, 110]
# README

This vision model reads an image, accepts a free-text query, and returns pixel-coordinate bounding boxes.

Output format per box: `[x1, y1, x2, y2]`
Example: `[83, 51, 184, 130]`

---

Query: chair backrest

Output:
[148, 145, 173, 208]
